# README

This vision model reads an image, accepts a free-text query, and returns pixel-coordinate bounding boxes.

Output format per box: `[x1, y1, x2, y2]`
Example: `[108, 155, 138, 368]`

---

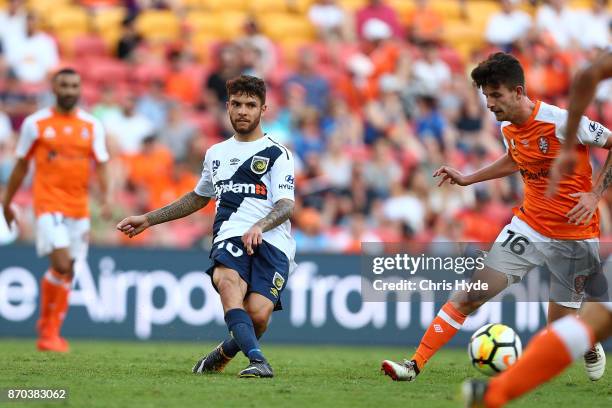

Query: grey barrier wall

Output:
[1, 245, 610, 349]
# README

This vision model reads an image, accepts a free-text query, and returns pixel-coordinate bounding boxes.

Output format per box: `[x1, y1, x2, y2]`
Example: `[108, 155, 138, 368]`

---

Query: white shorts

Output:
[485, 216, 600, 309]
[36, 213, 90, 260]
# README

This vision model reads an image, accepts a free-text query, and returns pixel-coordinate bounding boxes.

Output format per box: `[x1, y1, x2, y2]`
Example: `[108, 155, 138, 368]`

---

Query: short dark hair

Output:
[470, 52, 525, 90]
[226, 75, 266, 105]
[53, 67, 79, 80]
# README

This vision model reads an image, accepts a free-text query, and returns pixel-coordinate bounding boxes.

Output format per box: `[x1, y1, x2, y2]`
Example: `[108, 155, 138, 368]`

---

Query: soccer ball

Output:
[468, 323, 522, 376]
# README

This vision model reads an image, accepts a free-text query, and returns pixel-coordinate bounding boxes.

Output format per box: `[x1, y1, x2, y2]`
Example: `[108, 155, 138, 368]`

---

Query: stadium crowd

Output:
[0, 0, 610, 252]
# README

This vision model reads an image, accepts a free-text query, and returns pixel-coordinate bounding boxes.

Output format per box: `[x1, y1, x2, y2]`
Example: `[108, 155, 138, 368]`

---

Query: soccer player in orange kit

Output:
[2, 68, 110, 352]
[462, 48, 612, 408]
[381, 52, 611, 382]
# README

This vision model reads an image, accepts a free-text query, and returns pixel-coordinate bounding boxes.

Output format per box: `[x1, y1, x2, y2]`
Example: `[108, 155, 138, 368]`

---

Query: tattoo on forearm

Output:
[255, 199, 294, 232]
[145, 192, 209, 226]
[595, 150, 612, 196]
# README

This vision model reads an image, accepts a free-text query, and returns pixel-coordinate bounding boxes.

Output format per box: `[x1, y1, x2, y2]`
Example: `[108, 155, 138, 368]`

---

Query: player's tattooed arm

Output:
[118, 191, 211, 238]
[566, 150, 612, 225]
[242, 199, 294, 255]
[255, 198, 295, 232]
[146, 192, 210, 226]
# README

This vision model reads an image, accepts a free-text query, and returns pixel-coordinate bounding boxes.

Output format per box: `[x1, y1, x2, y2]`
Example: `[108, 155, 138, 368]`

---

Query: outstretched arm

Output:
[433, 153, 518, 187]
[117, 192, 211, 238]
[242, 198, 295, 255]
[2, 158, 29, 225]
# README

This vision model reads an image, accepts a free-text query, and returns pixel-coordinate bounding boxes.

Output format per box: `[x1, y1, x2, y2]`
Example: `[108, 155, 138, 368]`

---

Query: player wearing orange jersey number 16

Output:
[2, 68, 111, 352]
[464, 48, 612, 408]
[381, 52, 611, 383]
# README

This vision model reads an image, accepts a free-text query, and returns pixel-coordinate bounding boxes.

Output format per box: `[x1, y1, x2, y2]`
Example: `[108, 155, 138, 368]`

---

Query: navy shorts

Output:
[206, 236, 290, 311]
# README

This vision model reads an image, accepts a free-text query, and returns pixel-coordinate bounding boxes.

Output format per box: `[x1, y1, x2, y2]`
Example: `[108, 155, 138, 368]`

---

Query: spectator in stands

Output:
[158, 102, 197, 162]
[308, 0, 352, 42]
[320, 135, 352, 191]
[136, 79, 168, 131]
[576, 0, 610, 50]
[382, 167, 428, 234]
[0, 0, 26, 50]
[92, 85, 123, 124]
[239, 18, 277, 79]
[293, 207, 333, 253]
[4, 13, 58, 84]
[164, 48, 198, 105]
[363, 138, 402, 199]
[414, 95, 447, 149]
[535, 0, 582, 49]
[412, 41, 451, 95]
[116, 15, 142, 61]
[205, 43, 243, 106]
[293, 107, 326, 160]
[485, 0, 532, 51]
[0, 70, 37, 128]
[285, 48, 330, 114]
[360, 18, 401, 101]
[104, 94, 155, 155]
[404, 0, 445, 43]
[356, 0, 403, 41]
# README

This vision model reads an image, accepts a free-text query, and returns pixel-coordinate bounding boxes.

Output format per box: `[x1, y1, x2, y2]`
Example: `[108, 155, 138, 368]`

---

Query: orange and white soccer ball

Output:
[468, 323, 523, 376]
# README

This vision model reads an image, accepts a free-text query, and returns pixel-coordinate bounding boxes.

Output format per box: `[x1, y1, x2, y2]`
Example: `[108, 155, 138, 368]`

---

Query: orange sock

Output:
[411, 302, 467, 370]
[485, 316, 595, 408]
[37, 272, 58, 338]
[54, 274, 72, 337]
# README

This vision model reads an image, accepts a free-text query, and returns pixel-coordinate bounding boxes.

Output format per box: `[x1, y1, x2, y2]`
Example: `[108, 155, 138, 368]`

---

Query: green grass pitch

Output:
[0, 339, 610, 407]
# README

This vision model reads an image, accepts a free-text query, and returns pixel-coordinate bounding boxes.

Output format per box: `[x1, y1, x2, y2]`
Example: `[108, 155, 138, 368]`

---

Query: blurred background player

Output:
[117, 75, 295, 378]
[463, 46, 612, 408]
[381, 52, 611, 382]
[1, 68, 110, 352]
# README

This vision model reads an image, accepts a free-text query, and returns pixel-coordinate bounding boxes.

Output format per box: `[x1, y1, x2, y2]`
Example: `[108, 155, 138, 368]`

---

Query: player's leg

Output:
[463, 302, 612, 408]
[381, 266, 510, 381]
[35, 213, 72, 352]
[546, 239, 606, 381]
[235, 292, 275, 378]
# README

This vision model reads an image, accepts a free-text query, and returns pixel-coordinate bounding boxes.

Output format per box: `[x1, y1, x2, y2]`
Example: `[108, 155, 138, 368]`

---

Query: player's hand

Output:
[242, 225, 263, 255]
[566, 192, 600, 225]
[547, 149, 577, 197]
[2, 204, 15, 226]
[116, 215, 150, 238]
[433, 166, 469, 187]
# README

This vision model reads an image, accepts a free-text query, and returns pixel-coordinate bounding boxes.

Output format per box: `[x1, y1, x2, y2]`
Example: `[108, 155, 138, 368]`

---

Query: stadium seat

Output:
[337, 0, 366, 11]
[82, 57, 129, 85]
[260, 13, 315, 42]
[388, 0, 415, 17]
[135, 10, 180, 42]
[250, 0, 289, 14]
[47, 6, 90, 36]
[200, 0, 247, 12]
[73, 35, 108, 58]
[27, 0, 72, 16]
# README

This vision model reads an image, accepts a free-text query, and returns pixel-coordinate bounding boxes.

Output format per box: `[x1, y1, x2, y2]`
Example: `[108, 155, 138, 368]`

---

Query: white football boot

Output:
[584, 342, 606, 381]
[381, 359, 419, 381]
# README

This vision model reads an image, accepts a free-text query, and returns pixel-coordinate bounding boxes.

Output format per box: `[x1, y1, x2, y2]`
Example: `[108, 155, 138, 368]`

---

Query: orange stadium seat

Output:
[186, 10, 246, 40]
[26, 0, 72, 16]
[135, 10, 180, 42]
[200, 0, 247, 12]
[250, 0, 290, 14]
[47, 6, 90, 35]
[337, 0, 366, 11]
[260, 13, 315, 42]
[388, 0, 415, 17]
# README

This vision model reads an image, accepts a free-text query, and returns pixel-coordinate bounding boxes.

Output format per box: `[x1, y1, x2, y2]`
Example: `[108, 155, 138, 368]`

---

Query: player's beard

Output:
[231, 114, 261, 135]
[57, 95, 79, 111]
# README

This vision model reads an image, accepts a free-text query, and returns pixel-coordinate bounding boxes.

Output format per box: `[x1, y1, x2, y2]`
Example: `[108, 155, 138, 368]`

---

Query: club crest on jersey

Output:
[273, 272, 285, 291]
[538, 136, 549, 154]
[250, 156, 269, 174]
[43, 126, 56, 139]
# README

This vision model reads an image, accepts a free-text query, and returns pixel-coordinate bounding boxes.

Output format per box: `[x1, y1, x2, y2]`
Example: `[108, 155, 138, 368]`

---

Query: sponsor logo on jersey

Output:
[519, 167, 549, 180]
[250, 156, 270, 174]
[537, 136, 549, 154]
[273, 272, 285, 290]
[589, 121, 603, 144]
[212, 160, 220, 176]
[229, 158, 240, 165]
[270, 287, 279, 298]
[43, 126, 56, 139]
[285, 175, 295, 185]
[589, 121, 597, 133]
[214, 180, 267, 197]
[64, 126, 73, 135]
[81, 127, 90, 140]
